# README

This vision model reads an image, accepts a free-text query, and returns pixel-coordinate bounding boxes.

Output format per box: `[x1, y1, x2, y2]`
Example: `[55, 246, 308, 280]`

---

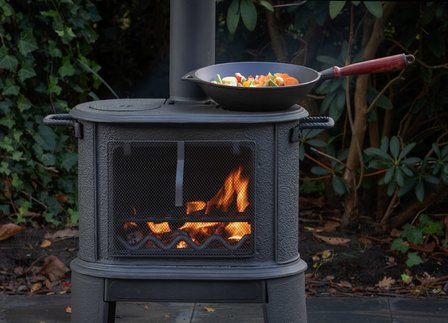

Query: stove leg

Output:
[263, 274, 307, 323]
[71, 270, 116, 323]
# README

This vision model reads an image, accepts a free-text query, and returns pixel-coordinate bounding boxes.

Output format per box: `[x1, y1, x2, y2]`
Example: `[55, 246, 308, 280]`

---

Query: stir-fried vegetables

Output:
[212, 72, 299, 87]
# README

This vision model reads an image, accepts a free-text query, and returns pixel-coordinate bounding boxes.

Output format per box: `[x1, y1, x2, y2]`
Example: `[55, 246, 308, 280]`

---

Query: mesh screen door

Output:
[109, 141, 255, 257]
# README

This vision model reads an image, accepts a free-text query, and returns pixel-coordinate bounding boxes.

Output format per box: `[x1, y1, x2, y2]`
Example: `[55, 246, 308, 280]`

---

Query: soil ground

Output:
[1, 208, 447, 298]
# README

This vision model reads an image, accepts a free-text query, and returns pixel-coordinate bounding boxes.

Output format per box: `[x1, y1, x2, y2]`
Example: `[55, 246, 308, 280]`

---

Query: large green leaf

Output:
[364, 1, 383, 18]
[389, 136, 400, 160]
[332, 175, 347, 195]
[259, 0, 274, 12]
[240, 0, 257, 31]
[329, 1, 346, 19]
[364, 147, 390, 160]
[227, 0, 240, 34]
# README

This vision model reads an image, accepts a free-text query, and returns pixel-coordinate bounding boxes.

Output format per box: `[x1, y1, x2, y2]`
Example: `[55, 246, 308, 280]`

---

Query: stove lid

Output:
[69, 99, 309, 124]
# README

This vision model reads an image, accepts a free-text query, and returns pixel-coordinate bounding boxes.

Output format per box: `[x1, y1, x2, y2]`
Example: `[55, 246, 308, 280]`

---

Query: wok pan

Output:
[182, 53, 415, 112]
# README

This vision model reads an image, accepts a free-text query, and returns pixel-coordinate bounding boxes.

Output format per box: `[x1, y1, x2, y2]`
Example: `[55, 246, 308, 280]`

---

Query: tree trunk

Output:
[265, 10, 288, 62]
[341, 3, 397, 228]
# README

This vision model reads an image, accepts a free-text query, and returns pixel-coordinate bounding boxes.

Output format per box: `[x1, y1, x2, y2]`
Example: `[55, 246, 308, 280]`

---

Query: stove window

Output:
[109, 141, 255, 257]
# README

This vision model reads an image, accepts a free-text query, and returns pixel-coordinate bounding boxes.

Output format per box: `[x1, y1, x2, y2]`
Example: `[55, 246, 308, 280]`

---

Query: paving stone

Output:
[1, 294, 448, 323]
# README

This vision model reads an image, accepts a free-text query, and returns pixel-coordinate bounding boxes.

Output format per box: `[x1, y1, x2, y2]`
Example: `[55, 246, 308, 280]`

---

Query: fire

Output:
[141, 165, 252, 250]
[185, 201, 207, 214]
[185, 165, 249, 214]
[147, 221, 171, 234]
[225, 222, 251, 241]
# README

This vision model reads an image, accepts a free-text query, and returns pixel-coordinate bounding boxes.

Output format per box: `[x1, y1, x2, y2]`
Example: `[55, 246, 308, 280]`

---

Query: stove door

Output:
[109, 140, 255, 257]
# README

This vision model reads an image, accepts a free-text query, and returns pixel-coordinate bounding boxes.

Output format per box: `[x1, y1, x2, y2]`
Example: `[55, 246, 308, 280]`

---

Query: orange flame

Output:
[185, 166, 249, 214]
[185, 201, 207, 214]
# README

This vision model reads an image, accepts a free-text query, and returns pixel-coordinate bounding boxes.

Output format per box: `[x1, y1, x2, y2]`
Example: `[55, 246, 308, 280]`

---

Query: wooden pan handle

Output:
[320, 54, 415, 80]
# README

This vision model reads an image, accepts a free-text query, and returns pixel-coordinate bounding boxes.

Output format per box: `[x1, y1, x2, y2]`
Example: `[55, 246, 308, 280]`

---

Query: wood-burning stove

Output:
[43, 1, 334, 322]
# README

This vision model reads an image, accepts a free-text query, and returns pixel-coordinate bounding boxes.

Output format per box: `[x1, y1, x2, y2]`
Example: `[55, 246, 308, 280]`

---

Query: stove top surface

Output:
[70, 98, 309, 124]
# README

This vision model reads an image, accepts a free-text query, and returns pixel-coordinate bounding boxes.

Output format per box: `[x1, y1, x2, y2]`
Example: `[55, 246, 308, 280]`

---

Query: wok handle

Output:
[43, 114, 83, 138]
[319, 53, 415, 80]
[290, 116, 335, 142]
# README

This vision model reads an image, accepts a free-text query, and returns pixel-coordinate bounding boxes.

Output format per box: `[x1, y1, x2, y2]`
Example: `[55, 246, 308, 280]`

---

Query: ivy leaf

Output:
[364, 1, 383, 18]
[48, 76, 62, 95]
[2, 79, 20, 96]
[48, 40, 62, 57]
[18, 29, 38, 56]
[0, 48, 18, 71]
[227, 0, 240, 34]
[240, 0, 257, 31]
[35, 125, 57, 151]
[391, 238, 409, 253]
[329, 1, 346, 19]
[58, 57, 75, 77]
[18, 64, 37, 82]
[0, 117, 15, 129]
[61, 152, 78, 171]
[17, 95, 32, 112]
[406, 252, 423, 267]
[402, 223, 423, 244]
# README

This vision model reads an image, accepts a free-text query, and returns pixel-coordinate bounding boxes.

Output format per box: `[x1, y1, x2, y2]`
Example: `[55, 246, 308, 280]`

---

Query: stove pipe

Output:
[169, 0, 215, 102]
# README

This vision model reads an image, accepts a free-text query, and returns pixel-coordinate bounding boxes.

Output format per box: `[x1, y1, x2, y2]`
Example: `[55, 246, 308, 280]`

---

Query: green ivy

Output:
[0, 0, 101, 225]
[391, 214, 445, 268]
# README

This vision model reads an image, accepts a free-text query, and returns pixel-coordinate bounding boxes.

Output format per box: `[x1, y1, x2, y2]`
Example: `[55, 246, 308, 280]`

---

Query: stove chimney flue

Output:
[169, 0, 215, 102]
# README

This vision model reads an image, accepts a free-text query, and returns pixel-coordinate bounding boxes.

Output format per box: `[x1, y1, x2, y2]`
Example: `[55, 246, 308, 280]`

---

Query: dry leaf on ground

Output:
[40, 255, 70, 281]
[376, 276, 396, 289]
[30, 282, 42, 294]
[40, 239, 52, 248]
[44, 228, 79, 241]
[0, 223, 24, 241]
[312, 232, 351, 246]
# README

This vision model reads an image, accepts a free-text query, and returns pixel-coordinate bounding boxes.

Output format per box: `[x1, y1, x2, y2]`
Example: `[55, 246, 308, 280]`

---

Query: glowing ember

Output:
[176, 240, 188, 249]
[123, 221, 138, 230]
[147, 222, 171, 234]
[225, 222, 251, 241]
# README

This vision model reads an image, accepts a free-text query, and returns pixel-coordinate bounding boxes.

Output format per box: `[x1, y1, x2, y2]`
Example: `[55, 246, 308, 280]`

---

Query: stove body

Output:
[69, 100, 309, 322]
